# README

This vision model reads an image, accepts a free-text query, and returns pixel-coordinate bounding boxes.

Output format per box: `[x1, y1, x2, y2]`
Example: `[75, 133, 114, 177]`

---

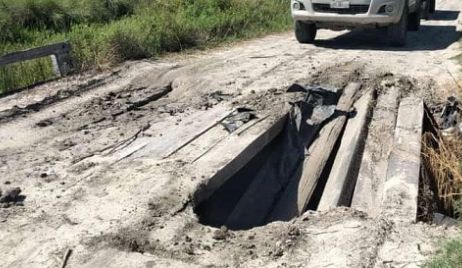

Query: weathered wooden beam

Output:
[110, 104, 232, 160]
[0, 42, 72, 77]
[317, 90, 374, 211]
[382, 97, 424, 223]
[192, 113, 288, 206]
[350, 87, 400, 215]
[268, 82, 361, 221]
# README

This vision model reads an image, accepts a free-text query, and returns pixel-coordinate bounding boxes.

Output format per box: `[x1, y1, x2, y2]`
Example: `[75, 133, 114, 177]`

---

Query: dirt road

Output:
[1, 0, 461, 267]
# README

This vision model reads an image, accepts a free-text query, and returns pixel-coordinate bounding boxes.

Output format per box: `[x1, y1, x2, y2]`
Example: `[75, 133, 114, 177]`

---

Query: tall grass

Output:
[0, 0, 292, 94]
[0, 57, 55, 93]
[423, 133, 462, 213]
[423, 90, 462, 267]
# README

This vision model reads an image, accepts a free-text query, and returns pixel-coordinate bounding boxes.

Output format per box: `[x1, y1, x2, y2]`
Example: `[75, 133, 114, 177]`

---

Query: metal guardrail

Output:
[0, 42, 73, 77]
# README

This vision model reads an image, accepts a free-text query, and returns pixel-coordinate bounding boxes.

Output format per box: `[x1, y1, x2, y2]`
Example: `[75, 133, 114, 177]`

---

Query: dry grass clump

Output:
[422, 132, 462, 215]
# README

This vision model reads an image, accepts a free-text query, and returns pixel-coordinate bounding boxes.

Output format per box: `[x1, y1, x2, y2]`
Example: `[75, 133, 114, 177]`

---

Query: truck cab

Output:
[291, 0, 435, 46]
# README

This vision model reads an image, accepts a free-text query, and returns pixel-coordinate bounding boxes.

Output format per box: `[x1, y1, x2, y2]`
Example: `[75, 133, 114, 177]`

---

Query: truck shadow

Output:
[313, 10, 461, 51]
[314, 25, 460, 51]
[431, 10, 460, 21]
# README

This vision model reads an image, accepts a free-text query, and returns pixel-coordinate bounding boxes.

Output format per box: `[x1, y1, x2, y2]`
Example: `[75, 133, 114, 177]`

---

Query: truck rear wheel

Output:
[421, 0, 431, 20]
[295, 21, 317, 44]
[429, 0, 436, 13]
[408, 9, 421, 31]
[387, 5, 408, 46]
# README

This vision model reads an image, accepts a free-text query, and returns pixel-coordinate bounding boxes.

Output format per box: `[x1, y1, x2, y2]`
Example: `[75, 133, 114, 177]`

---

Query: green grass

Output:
[0, 0, 292, 94]
[426, 238, 462, 268]
[0, 57, 55, 93]
[425, 195, 462, 267]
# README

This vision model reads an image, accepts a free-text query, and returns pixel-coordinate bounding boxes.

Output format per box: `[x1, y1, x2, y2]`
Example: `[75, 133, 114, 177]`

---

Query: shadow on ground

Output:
[431, 10, 460, 21]
[314, 10, 461, 51]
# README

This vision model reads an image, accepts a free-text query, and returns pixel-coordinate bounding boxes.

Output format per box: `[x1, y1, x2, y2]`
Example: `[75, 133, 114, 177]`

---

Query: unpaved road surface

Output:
[1, 0, 462, 267]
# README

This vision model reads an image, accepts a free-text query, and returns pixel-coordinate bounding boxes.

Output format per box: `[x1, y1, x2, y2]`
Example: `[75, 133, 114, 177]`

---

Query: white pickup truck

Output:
[291, 0, 435, 46]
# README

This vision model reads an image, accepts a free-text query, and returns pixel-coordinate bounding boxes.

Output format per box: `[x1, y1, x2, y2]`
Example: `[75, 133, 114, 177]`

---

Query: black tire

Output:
[295, 21, 317, 44]
[408, 9, 421, 31]
[421, 0, 431, 20]
[429, 0, 436, 13]
[387, 5, 408, 46]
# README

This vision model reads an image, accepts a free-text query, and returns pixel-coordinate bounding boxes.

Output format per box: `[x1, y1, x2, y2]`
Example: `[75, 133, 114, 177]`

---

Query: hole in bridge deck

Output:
[194, 86, 343, 230]
[194, 117, 304, 230]
[193, 82, 449, 230]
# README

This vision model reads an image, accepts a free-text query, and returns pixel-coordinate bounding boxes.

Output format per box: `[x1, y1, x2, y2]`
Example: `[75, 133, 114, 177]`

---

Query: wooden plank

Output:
[382, 97, 424, 223]
[192, 113, 288, 205]
[50, 55, 62, 77]
[350, 87, 400, 215]
[317, 90, 374, 211]
[0, 42, 70, 66]
[268, 82, 361, 221]
[109, 104, 232, 161]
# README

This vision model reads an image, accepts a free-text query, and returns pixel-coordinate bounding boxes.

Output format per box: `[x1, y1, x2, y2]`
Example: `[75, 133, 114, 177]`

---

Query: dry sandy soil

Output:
[1, 0, 462, 267]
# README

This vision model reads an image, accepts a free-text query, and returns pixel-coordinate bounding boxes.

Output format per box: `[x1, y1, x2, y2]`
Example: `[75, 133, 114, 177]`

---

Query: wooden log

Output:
[350, 86, 400, 215]
[317, 90, 374, 210]
[268, 82, 361, 221]
[382, 97, 424, 223]
[192, 113, 288, 206]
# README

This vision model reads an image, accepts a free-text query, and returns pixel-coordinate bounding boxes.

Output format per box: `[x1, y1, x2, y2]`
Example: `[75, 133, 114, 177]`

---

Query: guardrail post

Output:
[50, 55, 62, 77]
[55, 43, 72, 77]
[53, 52, 72, 77]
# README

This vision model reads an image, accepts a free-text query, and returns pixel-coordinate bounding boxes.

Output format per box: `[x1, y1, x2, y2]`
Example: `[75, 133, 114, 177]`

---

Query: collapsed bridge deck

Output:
[194, 81, 433, 231]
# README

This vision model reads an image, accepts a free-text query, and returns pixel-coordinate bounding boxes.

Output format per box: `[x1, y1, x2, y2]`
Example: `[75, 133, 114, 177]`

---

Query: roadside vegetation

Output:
[0, 0, 292, 93]
[426, 236, 462, 268]
[424, 136, 462, 268]
[423, 133, 462, 214]
[423, 94, 462, 267]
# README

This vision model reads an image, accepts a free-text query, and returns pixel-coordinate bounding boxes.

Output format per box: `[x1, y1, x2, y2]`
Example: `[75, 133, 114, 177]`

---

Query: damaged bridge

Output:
[2, 5, 462, 263]
[194, 81, 432, 230]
